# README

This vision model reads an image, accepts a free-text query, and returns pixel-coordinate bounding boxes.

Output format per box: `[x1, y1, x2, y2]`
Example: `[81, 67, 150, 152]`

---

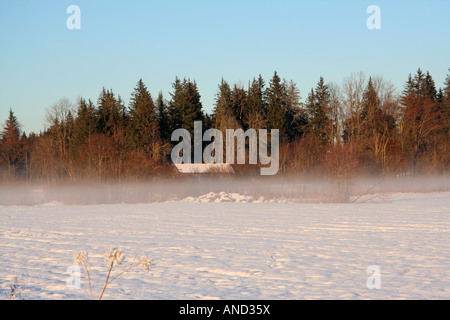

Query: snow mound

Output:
[37, 201, 65, 207]
[181, 192, 291, 203]
[183, 192, 253, 203]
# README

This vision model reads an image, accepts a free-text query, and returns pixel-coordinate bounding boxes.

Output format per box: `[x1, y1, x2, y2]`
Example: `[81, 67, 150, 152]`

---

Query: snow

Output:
[182, 192, 266, 203]
[1, 191, 450, 300]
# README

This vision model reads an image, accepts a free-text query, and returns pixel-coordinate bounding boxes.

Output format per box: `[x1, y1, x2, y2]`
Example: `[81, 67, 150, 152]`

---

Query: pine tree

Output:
[361, 77, 381, 120]
[231, 84, 247, 128]
[72, 98, 97, 155]
[0, 109, 24, 177]
[305, 77, 331, 145]
[438, 69, 450, 129]
[96, 88, 123, 136]
[305, 88, 316, 127]
[168, 77, 186, 132]
[169, 77, 204, 135]
[66, 110, 75, 154]
[423, 71, 437, 102]
[212, 78, 240, 132]
[203, 113, 212, 131]
[400, 94, 444, 172]
[445, 69, 450, 102]
[1, 109, 21, 138]
[246, 75, 266, 130]
[413, 68, 425, 95]
[265, 71, 288, 140]
[399, 70, 446, 173]
[402, 69, 437, 101]
[128, 79, 158, 149]
[156, 91, 171, 143]
[182, 79, 204, 134]
[284, 79, 306, 141]
[402, 73, 415, 97]
[362, 78, 398, 170]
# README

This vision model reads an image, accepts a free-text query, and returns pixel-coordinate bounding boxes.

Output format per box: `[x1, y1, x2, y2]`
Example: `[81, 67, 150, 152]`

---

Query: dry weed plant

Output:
[74, 248, 151, 300]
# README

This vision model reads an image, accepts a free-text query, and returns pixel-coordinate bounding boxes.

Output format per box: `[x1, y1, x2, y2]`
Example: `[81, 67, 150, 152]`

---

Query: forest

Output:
[0, 68, 449, 184]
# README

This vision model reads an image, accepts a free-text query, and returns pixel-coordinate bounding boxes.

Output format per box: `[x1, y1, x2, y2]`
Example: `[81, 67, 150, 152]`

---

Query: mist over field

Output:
[1, 175, 449, 206]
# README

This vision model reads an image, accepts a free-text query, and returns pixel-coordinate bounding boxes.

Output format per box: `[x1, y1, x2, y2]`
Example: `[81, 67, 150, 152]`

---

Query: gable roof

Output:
[173, 163, 235, 174]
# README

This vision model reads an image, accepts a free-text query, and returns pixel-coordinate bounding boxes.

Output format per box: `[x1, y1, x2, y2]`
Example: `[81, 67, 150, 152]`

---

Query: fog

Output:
[1, 175, 449, 206]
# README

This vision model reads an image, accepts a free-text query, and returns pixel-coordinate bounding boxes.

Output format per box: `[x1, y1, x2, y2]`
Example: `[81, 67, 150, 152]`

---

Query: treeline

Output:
[1, 69, 449, 184]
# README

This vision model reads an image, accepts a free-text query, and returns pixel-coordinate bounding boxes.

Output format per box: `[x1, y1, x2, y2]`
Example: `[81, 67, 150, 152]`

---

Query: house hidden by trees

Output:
[0, 69, 449, 183]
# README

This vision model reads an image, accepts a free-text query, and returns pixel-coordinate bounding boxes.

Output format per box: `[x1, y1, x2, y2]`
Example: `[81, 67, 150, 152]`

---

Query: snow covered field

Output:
[1, 190, 449, 300]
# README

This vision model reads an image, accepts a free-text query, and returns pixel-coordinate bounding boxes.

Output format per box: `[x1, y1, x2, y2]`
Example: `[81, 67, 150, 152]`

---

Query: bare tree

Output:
[45, 98, 76, 179]
[328, 82, 344, 144]
[342, 72, 367, 150]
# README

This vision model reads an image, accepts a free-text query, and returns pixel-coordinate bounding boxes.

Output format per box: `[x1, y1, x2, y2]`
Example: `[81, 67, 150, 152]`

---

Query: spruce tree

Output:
[265, 71, 288, 140]
[361, 77, 381, 120]
[246, 75, 266, 130]
[212, 78, 240, 132]
[445, 69, 450, 102]
[182, 79, 204, 134]
[413, 68, 425, 95]
[360, 77, 397, 170]
[423, 71, 437, 102]
[284, 79, 307, 141]
[231, 84, 247, 128]
[402, 73, 415, 97]
[169, 77, 204, 135]
[442, 69, 450, 128]
[0, 109, 24, 177]
[96, 88, 123, 136]
[128, 79, 158, 149]
[168, 77, 186, 132]
[72, 98, 97, 155]
[305, 77, 331, 145]
[156, 91, 170, 143]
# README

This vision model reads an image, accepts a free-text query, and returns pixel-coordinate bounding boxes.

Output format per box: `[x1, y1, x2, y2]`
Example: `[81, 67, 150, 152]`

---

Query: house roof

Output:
[173, 163, 235, 174]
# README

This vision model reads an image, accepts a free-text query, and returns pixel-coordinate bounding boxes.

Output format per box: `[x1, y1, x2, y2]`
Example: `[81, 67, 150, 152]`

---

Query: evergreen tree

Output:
[413, 68, 425, 95]
[361, 77, 381, 120]
[128, 79, 158, 149]
[0, 109, 24, 177]
[169, 77, 204, 135]
[305, 77, 331, 145]
[117, 95, 129, 132]
[360, 78, 397, 170]
[212, 78, 240, 132]
[156, 91, 171, 143]
[402, 73, 415, 97]
[96, 88, 124, 136]
[265, 71, 288, 140]
[402, 68, 437, 101]
[65, 109, 75, 154]
[438, 69, 450, 129]
[445, 69, 450, 102]
[168, 77, 186, 132]
[284, 79, 307, 141]
[399, 70, 446, 173]
[72, 98, 97, 155]
[1, 108, 21, 138]
[231, 84, 247, 128]
[246, 75, 266, 130]
[203, 113, 212, 131]
[182, 79, 204, 134]
[423, 71, 437, 102]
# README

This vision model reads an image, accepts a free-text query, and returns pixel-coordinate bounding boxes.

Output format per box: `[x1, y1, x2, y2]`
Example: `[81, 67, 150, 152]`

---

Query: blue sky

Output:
[0, 0, 449, 134]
